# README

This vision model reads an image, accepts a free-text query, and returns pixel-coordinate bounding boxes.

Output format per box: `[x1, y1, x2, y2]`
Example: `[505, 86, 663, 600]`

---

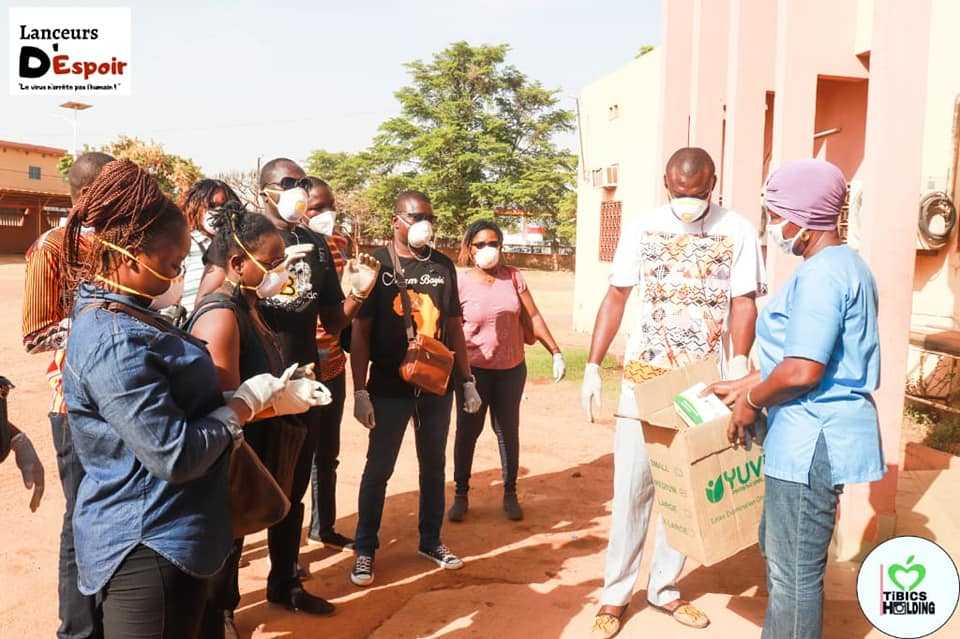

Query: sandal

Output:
[590, 604, 628, 639]
[650, 599, 710, 629]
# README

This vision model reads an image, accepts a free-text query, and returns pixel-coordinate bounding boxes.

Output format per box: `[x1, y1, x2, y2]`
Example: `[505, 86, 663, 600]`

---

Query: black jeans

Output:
[354, 390, 454, 556]
[100, 545, 221, 639]
[309, 372, 346, 538]
[52, 412, 102, 639]
[453, 362, 527, 495]
[267, 405, 322, 593]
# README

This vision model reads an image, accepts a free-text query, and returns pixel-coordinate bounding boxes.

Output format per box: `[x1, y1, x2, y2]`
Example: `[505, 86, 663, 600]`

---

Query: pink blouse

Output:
[458, 266, 527, 370]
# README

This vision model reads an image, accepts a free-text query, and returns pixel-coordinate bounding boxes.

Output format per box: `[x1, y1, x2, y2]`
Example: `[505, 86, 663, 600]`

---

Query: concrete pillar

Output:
[688, 0, 730, 168]
[722, 0, 777, 223]
[840, 0, 932, 560]
[657, 0, 695, 198]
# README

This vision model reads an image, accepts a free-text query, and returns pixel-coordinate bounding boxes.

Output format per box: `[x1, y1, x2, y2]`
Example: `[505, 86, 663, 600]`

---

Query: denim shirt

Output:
[63, 283, 234, 595]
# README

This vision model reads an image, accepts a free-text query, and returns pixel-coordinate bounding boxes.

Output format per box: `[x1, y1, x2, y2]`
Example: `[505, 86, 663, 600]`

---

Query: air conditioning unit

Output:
[600, 164, 619, 189]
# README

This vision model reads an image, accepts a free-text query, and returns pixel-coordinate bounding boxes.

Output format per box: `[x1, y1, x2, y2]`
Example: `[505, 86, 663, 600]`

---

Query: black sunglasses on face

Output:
[472, 241, 500, 249]
[397, 212, 436, 224]
[269, 177, 311, 191]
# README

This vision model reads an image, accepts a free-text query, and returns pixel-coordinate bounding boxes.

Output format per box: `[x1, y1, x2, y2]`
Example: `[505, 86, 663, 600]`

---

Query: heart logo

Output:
[888, 555, 926, 592]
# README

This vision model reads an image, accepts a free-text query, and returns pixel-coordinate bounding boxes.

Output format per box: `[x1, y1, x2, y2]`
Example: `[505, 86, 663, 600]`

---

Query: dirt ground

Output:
[0, 258, 949, 638]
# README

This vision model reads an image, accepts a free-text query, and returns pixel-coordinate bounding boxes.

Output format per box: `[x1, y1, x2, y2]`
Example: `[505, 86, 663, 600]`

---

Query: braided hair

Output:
[62, 159, 186, 294]
[206, 201, 278, 269]
[458, 218, 504, 266]
[180, 179, 240, 232]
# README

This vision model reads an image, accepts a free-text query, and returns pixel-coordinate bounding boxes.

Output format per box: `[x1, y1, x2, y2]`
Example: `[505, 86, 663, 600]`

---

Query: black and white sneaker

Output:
[351, 554, 375, 587]
[418, 544, 463, 570]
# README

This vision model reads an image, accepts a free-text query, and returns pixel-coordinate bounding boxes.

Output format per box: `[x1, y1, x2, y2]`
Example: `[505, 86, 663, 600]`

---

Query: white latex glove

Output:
[292, 362, 316, 381]
[552, 353, 566, 383]
[728, 354, 750, 380]
[342, 252, 381, 300]
[271, 378, 333, 416]
[233, 363, 297, 416]
[463, 379, 482, 414]
[282, 243, 314, 269]
[11, 433, 44, 512]
[354, 390, 375, 429]
[581, 363, 602, 422]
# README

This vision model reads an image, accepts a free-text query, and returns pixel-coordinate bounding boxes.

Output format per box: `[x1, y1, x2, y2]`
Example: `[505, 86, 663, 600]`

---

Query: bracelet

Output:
[745, 389, 762, 410]
[349, 290, 368, 303]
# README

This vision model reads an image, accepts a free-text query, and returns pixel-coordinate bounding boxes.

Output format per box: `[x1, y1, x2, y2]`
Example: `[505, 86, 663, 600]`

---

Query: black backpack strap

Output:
[187, 292, 253, 348]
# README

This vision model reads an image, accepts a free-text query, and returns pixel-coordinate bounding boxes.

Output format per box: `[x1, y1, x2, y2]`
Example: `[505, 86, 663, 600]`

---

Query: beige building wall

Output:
[0, 141, 69, 195]
[572, 50, 662, 349]
[911, 0, 960, 329]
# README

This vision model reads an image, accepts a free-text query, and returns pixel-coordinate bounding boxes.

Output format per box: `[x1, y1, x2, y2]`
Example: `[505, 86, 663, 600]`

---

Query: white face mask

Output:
[669, 197, 710, 223]
[308, 211, 336, 236]
[405, 219, 434, 249]
[267, 187, 309, 222]
[474, 245, 500, 270]
[253, 268, 289, 299]
[201, 210, 219, 236]
[149, 275, 185, 311]
[767, 220, 800, 255]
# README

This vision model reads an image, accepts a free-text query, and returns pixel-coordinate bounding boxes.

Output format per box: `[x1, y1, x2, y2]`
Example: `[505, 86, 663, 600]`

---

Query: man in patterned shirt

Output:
[21, 151, 113, 639]
[581, 147, 766, 638]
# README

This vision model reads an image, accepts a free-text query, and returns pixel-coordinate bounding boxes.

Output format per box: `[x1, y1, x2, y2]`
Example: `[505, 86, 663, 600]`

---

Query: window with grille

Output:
[28, 166, 41, 180]
[599, 200, 622, 262]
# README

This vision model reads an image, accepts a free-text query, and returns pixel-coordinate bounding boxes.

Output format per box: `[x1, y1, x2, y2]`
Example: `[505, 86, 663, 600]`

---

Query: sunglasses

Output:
[268, 177, 311, 191]
[472, 241, 500, 249]
[397, 212, 437, 224]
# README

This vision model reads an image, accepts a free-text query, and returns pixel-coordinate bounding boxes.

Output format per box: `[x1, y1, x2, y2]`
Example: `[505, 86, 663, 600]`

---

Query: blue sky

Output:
[2, 0, 661, 175]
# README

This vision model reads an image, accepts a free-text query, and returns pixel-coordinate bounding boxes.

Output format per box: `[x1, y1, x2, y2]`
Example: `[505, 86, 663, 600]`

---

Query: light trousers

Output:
[600, 389, 686, 607]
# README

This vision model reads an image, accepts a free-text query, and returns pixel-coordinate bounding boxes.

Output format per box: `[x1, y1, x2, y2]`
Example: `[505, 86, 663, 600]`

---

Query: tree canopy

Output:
[57, 135, 203, 201]
[307, 41, 577, 239]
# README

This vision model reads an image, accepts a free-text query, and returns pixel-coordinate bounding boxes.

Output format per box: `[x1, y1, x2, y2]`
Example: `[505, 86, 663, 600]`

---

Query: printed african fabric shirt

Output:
[609, 203, 766, 419]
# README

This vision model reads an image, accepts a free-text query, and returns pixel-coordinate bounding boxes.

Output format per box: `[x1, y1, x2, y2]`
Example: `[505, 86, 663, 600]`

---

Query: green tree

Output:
[57, 135, 203, 201]
[358, 41, 577, 236]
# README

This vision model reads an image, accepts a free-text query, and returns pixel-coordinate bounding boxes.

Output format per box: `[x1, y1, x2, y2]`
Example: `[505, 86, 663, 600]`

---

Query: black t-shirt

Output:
[359, 246, 461, 397]
[258, 225, 344, 366]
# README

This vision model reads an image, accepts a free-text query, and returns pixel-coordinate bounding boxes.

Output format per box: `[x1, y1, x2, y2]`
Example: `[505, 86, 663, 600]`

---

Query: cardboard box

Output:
[633, 359, 765, 566]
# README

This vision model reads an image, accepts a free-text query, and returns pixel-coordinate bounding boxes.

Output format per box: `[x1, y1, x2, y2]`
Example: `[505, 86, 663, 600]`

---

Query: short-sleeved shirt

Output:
[358, 246, 461, 397]
[258, 225, 344, 367]
[757, 245, 885, 486]
[181, 230, 212, 316]
[459, 266, 527, 370]
[609, 203, 766, 418]
[315, 233, 349, 381]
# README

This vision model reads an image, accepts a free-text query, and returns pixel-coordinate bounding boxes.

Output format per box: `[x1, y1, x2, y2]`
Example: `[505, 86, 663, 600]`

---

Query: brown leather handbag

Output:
[388, 244, 455, 395]
[228, 440, 291, 537]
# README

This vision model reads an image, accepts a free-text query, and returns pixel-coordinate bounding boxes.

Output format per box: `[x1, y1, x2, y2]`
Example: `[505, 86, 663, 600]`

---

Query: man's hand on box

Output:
[702, 371, 759, 408]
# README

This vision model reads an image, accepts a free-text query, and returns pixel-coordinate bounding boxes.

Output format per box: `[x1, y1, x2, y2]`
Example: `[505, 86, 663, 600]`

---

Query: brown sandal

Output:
[651, 599, 710, 629]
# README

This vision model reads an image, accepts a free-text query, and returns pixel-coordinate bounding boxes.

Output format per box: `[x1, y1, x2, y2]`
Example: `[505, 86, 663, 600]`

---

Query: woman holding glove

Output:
[704, 159, 884, 639]
[189, 202, 335, 629]
[448, 220, 565, 523]
[60, 160, 325, 639]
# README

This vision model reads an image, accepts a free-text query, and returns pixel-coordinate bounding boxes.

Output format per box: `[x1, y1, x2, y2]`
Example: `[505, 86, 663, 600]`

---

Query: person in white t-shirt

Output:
[581, 147, 766, 638]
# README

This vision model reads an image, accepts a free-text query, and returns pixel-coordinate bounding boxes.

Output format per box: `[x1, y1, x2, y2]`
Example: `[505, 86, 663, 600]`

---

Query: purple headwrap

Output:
[764, 159, 847, 231]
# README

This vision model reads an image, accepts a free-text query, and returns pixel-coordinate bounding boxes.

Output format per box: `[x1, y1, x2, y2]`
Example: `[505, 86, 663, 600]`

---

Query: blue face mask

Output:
[767, 220, 800, 255]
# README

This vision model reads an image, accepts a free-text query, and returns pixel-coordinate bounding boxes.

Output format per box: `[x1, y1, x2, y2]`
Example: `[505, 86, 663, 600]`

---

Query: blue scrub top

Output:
[756, 245, 885, 486]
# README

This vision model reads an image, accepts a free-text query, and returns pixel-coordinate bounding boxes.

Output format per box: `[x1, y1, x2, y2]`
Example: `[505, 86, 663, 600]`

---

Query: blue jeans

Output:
[52, 412, 102, 639]
[760, 432, 843, 639]
[354, 391, 453, 556]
